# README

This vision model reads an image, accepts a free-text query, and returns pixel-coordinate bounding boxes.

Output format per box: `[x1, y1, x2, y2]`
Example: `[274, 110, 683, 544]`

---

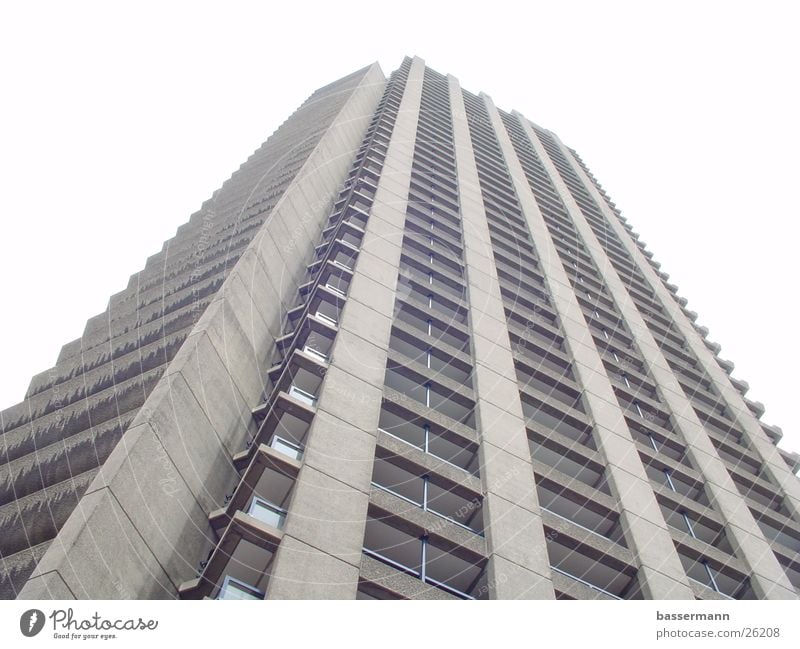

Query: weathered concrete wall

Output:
[15, 63, 386, 599]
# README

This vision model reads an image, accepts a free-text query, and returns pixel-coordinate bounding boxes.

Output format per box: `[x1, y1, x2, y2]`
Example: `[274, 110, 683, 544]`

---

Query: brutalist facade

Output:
[2, 57, 799, 601]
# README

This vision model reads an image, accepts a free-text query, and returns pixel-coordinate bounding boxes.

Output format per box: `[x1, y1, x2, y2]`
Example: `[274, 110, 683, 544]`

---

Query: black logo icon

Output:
[20, 609, 45, 637]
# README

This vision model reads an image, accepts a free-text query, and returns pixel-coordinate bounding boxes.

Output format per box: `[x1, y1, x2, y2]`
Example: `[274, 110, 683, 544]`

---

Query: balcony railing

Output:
[550, 565, 622, 600]
[370, 481, 482, 535]
[540, 506, 616, 544]
[377, 427, 477, 476]
[362, 547, 476, 600]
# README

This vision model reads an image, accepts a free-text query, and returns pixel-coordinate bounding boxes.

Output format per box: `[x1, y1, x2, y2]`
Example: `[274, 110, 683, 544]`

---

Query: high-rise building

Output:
[2, 57, 799, 601]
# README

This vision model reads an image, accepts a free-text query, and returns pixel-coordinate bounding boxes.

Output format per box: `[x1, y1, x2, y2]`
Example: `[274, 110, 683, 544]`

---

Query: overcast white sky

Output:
[0, 1, 797, 454]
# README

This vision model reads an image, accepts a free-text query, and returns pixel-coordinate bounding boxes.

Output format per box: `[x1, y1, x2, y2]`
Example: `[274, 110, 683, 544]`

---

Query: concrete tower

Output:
[3, 57, 798, 601]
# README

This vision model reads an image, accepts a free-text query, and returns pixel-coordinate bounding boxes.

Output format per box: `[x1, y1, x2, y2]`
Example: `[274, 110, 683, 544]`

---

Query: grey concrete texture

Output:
[484, 96, 695, 599]
[7, 57, 798, 603]
[535, 129, 797, 599]
[267, 57, 420, 599]
[15, 62, 386, 600]
[449, 74, 557, 599]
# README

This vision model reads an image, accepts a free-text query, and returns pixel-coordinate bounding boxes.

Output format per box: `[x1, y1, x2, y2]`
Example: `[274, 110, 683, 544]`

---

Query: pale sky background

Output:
[0, 1, 797, 455]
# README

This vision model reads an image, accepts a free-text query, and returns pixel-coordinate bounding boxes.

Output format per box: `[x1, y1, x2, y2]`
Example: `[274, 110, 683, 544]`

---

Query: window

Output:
[680, 510, 696, 538]
[269, 435, 304, 460]
[371, 456, 483, 533]
[247, 497, 287, 529]
[302, 345, 327, 362]
[315, 310, 337, 326]
[217, 576, 264, 601]
[362, 517, 487, 599]
[289, 385, 317, 407]
[325, 282, 346, 296]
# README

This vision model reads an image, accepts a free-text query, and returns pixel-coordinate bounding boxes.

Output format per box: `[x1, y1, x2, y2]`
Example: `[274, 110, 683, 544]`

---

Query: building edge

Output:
[16, 62, 386, 600]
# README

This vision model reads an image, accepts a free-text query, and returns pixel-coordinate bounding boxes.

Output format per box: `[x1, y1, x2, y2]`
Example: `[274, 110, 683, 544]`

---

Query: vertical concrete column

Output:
[482, 96, 694, 599]
[266, 57, 426, 599]
[546, 130, 798, 599]
[447, 77, 555, 599]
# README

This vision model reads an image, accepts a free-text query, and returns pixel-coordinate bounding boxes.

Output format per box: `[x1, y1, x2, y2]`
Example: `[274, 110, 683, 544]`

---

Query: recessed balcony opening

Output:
[618, 395, 671, 430]
[394, 304, 469, 353]
[362, 516, 488, 599]
[522, 398, 590, 444]
[377, 408, 480, 476]
[628, 423, 690, 467]
[537, 483, 624, 545]
[642, 460, 709, 505]
[242, 463, 295, 530]
[658, 501, 734, 554]
[383, 368, 475, 428]
[426, 480, 483, 534]
[405, 211, 462, 248]
[404, 227, 462, 264]
[403, 237, 464, 277]
[513, 352, 575, 389]
[272, 324, 335, 373]
[713, 442, 761, 477]
[356, 580, 405, 600]
[261, 409, 311, 461]
[730, 474, 787, 515]
[313, 299, 341, 327]
[397, 281, 468, 326]
[491, 234, 532, 263]
[406, 225, 463, 260]
[516, 365, 584, 412]
[372, 455, 423, 504]
[547, 537, 639, 600]
[530, 436, 610, 495]
[503, 283, 554, 318]
[428, 429, 480, 475]
[275, 364, 323, 409]
[305, 263, 351, 298]
[495, 262, 545, 295]
[398, 262, 466, 303]
[775, 554, 800, 591]
[285, 289, 344, 333]
[753, 513, 800, 553]
[301, 329, 334, 364]
[371, 455, 483, 534]
[677, 547, 753, 599]
[379, 408, 425, 447]
[343, 205, 368, 230]
[388, 332, 472, 386]
[699, 414, 746, 447]
[338, 229, 363, 249]
[428, 385, 475, 428]
[330, 247, 357, 271]
[425, 538, 488, 599]
[353, 181, 377, 201]
[507, 320, 564, 354]
[211, 540, 276, 600]
[363, 516, 422, 575]
[428, 351, 472, 386]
